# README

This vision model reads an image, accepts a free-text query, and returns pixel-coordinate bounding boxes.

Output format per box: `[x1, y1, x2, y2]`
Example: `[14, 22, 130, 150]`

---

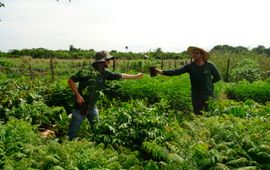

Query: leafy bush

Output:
[104, 75, 192, 112]
[0, 119, 143, 170]
[163, 115, 270, 169]
[226, 80, 270, 103]
[208, 99, 270, 118]
[42, 80, 74, 114]
[0, 79, 45, 122]
[0, 60, 14, 68]
[0, 118, 41, 169]
[7, 101, 66, 126]
[0, 79, 43, 108]
[91, 100, 168, 148]
[229, 59, 263, 82]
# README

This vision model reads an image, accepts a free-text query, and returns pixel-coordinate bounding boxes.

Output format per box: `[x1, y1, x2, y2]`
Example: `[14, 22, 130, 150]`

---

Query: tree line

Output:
[0, 46, 189, 60]
[0, 45, 270, 60]
[211, 45, 270, 56]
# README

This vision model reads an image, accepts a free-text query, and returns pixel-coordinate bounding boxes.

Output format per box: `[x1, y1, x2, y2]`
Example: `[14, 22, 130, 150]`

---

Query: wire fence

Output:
[1, 58, 232, 81]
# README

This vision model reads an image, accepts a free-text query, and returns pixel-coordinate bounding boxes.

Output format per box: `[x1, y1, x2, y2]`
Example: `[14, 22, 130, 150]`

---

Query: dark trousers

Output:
[191, 95, 210, 115]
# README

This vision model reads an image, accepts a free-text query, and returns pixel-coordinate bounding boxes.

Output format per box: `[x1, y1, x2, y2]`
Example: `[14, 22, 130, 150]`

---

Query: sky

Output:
[0, 0, 270, 52]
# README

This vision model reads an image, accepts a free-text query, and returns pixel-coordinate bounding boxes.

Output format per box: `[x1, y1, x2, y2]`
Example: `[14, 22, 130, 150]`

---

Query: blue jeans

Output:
[68, 107, 99, 140]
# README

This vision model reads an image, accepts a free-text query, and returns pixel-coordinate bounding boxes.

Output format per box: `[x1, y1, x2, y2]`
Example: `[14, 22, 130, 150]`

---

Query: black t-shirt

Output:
[71, 67, 122, 109]
[163, 61, 221, 98]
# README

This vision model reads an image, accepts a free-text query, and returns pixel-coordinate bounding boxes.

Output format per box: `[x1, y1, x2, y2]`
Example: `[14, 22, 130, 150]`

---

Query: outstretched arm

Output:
[155, 65, 188, 76]
[121, 73, 144, 79]
[68, 79, 84, 105]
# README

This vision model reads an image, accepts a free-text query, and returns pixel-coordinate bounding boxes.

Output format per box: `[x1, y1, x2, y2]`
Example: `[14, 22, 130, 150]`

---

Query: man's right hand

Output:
[76, 95, 85, 105]
[155, 68, 163, 75]
[68, 79, 85, 105]
[135, 73, 144, 79]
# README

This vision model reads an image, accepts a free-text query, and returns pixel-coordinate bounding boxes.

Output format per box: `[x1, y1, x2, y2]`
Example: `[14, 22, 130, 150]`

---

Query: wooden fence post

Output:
[143, 58, 146, 73]
[138, 61, 143, 72]
[126, 61, 130, 72]
[225, 59, 230, 82]
[161, 58, 164, 70]
[50, 58, 55, 82]
[29, 64, 34, 80]
[113, 58, 116, 71]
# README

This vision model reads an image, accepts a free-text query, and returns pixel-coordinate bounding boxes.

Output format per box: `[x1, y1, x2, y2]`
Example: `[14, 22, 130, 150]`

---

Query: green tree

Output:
[0, 2, 4, 7]
[69, 45, 76, 52]
[251, 45, 270, 56]
[211, 45, 249, 54]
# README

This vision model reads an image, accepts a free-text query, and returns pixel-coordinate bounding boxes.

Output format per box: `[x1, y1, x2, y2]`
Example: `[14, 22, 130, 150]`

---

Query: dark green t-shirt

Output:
[163, 61, 221, 98]
[70, 67, 122, 109]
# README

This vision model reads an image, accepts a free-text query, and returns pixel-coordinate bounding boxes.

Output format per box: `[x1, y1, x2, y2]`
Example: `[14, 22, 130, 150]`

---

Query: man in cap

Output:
[154, 46, 221, 115]
[67, 51, 143, 140]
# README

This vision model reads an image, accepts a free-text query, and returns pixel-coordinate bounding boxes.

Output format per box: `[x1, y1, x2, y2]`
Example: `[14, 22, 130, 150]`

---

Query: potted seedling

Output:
[145, 54, 158, 77]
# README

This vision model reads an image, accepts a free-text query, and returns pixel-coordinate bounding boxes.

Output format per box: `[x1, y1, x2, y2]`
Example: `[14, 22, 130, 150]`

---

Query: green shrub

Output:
[91, 100, 168, 148]
[0, 119, 142, 170]
[7, 101, 66, 126]
[226, 80, 270, 103]
[229, 59, 262, 82]
[208, 98, 270, 117]
[0, 119, 40, 157]
[42, 80, 74, 114]
[104, 75, 192, 112]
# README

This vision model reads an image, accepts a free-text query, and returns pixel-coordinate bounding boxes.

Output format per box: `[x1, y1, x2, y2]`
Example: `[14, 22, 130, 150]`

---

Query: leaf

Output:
[142, 141, 168, 161]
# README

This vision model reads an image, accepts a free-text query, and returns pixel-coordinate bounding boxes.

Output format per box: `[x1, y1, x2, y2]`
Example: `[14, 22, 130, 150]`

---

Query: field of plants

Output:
[0, 46, 270, 169]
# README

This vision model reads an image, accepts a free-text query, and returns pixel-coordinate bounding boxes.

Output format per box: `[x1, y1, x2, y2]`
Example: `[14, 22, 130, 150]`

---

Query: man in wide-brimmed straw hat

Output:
[154, 46, 221, 115]
[187, 46, 209, 61]
[67, 51, 143, 140]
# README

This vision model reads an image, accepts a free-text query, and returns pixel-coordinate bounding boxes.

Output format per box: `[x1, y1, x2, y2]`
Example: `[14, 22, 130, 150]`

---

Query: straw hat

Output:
[187, 46, 209, 60]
